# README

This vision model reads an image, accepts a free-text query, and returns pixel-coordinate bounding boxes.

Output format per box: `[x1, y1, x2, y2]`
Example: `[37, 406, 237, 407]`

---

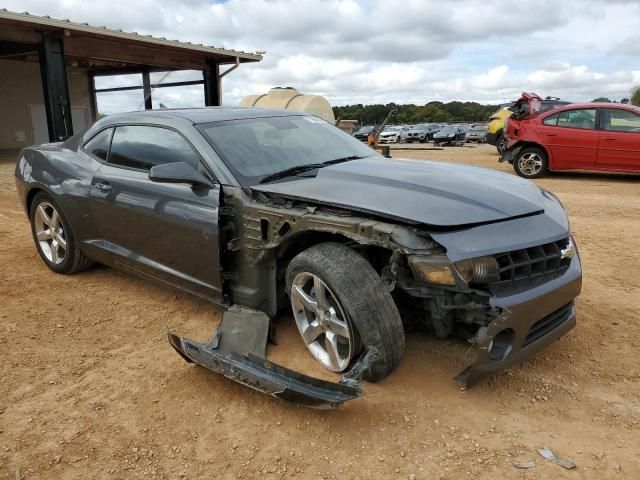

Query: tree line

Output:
[333, 101, 501, 126]
[334, 87, 640, 126]
[333, 101, 499, 125]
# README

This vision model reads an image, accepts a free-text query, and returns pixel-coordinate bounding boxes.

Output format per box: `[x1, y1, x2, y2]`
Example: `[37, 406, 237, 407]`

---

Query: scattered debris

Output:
[512, 460, 536, 469]
[537, 447, 576, 469]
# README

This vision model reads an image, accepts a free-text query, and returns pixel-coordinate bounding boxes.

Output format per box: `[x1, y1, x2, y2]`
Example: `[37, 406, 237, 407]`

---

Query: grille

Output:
[523, 302, 573, 347]
[492, 238, 572, 286]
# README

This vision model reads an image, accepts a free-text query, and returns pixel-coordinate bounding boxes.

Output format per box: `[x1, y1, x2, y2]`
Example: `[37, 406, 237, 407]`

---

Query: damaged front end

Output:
[169, 180, 581, 404]
[168, 308, 363, 408]
[389, 240, 581, 388]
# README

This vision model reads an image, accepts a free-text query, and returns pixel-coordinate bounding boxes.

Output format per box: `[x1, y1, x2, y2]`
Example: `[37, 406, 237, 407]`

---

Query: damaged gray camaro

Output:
[15, 108, 582, 407]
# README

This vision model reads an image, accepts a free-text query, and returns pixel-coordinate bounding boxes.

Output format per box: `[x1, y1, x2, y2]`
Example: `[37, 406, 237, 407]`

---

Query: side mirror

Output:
[148, 162, 214, 189]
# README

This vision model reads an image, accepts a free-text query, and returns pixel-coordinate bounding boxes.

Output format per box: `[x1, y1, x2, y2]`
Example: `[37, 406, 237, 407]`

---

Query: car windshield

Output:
[197, 115, 378, 186]
[439, 126, 455, 133]
[384, 126, 402, 132]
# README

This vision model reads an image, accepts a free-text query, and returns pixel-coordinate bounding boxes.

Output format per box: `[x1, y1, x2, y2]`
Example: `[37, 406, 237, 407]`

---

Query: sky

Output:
[6, 0, 640, 111]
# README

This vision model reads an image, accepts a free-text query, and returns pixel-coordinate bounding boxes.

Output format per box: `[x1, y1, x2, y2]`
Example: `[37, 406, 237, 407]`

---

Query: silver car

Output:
[378, 125, 408, 143]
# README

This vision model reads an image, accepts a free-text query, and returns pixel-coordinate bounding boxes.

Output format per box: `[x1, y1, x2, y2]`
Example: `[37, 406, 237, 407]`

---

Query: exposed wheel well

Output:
[274, 231, 394, 309]
[515, 142, 549, 160]
[26, 187, 44, 214]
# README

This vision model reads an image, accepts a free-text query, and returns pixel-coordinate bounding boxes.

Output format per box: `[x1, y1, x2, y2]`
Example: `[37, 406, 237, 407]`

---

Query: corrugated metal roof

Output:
[0, 8, 263, 63]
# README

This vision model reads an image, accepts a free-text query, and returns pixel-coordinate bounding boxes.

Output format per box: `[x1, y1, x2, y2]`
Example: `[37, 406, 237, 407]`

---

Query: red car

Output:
[502, 92, 640, 178]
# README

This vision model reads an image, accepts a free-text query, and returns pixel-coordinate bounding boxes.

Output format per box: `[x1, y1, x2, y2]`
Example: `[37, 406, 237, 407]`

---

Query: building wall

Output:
[0, 58, 91, 151]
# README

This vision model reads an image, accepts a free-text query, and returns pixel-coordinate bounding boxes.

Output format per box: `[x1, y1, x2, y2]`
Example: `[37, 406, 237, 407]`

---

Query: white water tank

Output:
[239, 87, 335, 123]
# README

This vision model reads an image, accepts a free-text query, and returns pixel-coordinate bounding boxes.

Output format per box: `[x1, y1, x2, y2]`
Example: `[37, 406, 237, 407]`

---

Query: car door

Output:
[539, 108, 598, 170]
[88, 124, 223, 302]
[597, 107, 640, 172]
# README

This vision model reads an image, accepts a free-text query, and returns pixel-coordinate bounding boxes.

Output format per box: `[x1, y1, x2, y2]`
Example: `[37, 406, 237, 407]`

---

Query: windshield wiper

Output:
[258, 156, 368, 185]
[322, 155, 367, 165]
[259, 163, 326, 184]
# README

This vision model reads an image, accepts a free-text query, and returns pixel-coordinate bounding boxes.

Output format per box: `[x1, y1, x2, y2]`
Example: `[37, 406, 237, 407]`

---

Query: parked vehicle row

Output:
[353, 122, 487, 145]
[501, 92, 640, 178]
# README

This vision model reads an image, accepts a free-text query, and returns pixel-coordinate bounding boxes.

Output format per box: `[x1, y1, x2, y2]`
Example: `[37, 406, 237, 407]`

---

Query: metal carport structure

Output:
[0, 9, 263, 147]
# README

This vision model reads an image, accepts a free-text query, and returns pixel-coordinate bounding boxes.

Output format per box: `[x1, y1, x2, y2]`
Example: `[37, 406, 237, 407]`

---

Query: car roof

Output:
[550, 102, 638, 112]
[100, 107, 307, 125]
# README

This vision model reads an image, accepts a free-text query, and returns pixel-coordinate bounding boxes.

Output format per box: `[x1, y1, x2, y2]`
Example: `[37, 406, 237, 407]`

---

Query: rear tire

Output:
[29, 192, 93, 274]
[286, 242, 405, 382]
[513, 147, 548, 179]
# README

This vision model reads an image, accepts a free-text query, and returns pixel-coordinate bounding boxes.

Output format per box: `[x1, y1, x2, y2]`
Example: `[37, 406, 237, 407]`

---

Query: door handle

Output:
[546, 133, 557, 137]
[94, 181, 112, 192]
[604, 137, 616, 141]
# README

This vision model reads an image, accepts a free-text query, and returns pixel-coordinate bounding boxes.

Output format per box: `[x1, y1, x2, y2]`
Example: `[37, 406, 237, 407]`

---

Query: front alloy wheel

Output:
[290, 272, 357, 372]
[286, 242, 405, 381]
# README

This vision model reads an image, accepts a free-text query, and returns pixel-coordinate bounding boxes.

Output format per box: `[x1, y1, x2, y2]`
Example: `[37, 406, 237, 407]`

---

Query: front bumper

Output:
[456, 254, 582, 388]
[499, 144, 523, 163]
[168, 308, 362, 408]
[405, 134, 426, 142]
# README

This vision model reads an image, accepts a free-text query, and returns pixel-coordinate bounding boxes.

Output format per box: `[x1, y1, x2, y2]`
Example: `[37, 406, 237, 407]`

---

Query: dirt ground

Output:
[1, 143, 639, 480]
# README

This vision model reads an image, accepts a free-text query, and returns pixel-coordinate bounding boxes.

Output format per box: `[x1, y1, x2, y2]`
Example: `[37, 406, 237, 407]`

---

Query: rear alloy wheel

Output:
[286, 242, 404, 381]
[513, 147, 548, 179]
[29, 192, 93, 274]
[33, 201, 67, 265]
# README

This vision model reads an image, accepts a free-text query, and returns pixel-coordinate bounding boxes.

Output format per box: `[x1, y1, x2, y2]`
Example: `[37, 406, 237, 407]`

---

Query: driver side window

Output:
[108, 125, 201, 171]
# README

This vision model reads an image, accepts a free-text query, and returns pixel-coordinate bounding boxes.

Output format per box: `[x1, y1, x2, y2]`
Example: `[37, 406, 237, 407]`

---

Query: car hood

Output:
[252, 157, 546, 228]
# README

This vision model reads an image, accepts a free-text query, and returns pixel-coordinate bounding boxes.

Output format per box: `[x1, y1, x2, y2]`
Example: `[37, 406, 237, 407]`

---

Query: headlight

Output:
[454, 256, 500, 284]
[408, 255, 456, 285]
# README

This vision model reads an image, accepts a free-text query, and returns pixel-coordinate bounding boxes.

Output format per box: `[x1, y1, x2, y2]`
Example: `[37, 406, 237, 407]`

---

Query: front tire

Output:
[496, 133, 507, 154]
[513, 147, 548, 179]
[29, 192, 93, 274]
[286, 242, 405, 382]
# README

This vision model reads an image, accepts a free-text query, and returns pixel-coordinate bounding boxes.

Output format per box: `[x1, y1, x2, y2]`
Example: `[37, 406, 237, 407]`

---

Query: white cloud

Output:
[5, 0, 640, 110]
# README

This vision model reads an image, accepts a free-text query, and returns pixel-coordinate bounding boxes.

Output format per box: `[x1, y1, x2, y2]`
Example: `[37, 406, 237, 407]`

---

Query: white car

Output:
[378, 126, 408, 143]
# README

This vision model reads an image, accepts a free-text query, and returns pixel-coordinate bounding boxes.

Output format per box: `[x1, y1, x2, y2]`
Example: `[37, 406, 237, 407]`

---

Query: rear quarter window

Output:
[82, 128, 113, 160]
